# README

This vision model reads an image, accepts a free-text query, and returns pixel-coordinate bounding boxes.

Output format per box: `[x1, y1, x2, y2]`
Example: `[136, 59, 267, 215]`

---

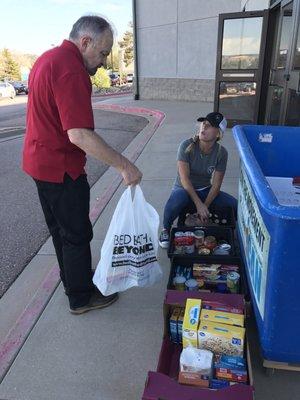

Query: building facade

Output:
[134, 0, 268, 101]
[133, 0, 300, 126]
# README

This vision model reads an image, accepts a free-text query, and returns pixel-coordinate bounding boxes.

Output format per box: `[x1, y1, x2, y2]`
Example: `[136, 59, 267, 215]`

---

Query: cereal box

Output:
[200, 309, 245, 327]
[198, 321, 245, 356]
[182, 299, 202, 348]
[169, 307, 181, 343]
[177, 308, 185, 344]
[202, 301, 244, 315]
[215, 367, 248, 383]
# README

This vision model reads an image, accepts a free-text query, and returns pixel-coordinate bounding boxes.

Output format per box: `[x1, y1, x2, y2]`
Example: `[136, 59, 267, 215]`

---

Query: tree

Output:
[90, 67, 110, 89]
[118, 22, 133, 67]
[0, 49, 21, 81]
[106, 45, 120, 72]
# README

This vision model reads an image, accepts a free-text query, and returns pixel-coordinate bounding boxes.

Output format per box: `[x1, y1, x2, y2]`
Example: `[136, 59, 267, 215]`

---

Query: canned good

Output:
[185, 236, 195, 254]
[227, 272, 240, 293]
[193, 229, 205, 248]
[213, 244, 231, 255]
[185, 279, 199, 291]
[175, 231, 184, 238]
[174, 237, 185, 253]
[173, 276, 186, 291]
[184, 231, 194, 238]
[198, 247, 211, 255]
[196, 278, 205, 289]
[204, 236, 217, 250]
[216, 283, 228, 294]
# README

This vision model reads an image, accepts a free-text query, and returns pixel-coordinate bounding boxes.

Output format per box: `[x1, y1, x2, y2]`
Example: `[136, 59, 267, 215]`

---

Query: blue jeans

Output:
[163, 186, 237, 231]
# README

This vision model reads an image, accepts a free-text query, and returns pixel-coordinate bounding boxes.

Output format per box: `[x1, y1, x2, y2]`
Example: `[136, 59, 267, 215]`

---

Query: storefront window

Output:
[294, 22, 300, 69]
[277, 5, 293, 69]
[221, 17, 263, 69]
[285, 90, 300, 126]
[218, 81, 256, 121]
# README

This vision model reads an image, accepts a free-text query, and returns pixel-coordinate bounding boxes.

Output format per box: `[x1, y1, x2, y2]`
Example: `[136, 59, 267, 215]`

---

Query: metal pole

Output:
[132, 0, 140, 100]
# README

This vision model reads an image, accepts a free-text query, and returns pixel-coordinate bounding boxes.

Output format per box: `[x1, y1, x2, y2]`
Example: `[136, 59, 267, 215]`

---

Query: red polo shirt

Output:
[23, 40, 94, 183]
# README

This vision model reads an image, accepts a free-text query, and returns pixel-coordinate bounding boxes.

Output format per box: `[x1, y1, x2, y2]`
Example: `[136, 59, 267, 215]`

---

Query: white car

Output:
[0, 81, 16, 99]
[126, 73, 133, 83]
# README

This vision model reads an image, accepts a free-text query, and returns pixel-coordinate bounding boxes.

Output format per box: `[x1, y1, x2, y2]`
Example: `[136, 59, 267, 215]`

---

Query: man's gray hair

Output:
[69, 15, 113, 41]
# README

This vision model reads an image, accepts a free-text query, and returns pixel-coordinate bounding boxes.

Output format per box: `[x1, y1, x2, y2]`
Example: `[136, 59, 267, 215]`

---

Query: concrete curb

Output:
[0, 104, 165, 383]
[92, 91, 132, 98]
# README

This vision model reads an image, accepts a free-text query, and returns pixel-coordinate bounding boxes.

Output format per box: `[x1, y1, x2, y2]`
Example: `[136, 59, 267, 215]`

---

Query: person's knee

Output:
[62, 225, 93, 247]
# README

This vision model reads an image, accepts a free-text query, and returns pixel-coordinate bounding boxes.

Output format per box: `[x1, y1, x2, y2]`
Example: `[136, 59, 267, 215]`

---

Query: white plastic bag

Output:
[93, 184, 162, 295]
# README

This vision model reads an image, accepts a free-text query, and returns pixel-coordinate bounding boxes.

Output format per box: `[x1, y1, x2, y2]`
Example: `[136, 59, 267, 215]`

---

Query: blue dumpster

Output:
[233, 125, 300, 363]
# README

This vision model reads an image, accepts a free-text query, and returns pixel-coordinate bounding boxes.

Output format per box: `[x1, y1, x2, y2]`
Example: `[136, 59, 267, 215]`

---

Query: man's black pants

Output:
[34, 174, 95, 309]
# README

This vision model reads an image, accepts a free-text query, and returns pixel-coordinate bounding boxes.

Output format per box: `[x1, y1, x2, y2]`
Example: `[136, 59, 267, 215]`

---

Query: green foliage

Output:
[106, 45, 120, 72]
[91, 67, 110, 88]
[0, 48, 21, 81]
[119, 22, 133, 67]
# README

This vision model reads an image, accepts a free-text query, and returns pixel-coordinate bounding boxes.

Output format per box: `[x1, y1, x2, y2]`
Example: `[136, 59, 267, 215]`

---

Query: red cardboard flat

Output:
[142, 371, 254, 400]
[141, 290, 253, 400]
[165, 290, 245, 310]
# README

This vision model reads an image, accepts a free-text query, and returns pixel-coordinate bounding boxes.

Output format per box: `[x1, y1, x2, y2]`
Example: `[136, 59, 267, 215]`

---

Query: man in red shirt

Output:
[23, 15, 142, 314]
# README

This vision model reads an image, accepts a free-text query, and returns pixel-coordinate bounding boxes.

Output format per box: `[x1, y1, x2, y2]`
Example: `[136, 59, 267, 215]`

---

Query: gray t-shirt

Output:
[174, 139, 228, 189]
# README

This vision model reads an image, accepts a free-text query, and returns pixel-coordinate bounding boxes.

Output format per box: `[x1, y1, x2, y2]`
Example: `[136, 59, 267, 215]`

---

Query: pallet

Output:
[263, 359, 300, 373]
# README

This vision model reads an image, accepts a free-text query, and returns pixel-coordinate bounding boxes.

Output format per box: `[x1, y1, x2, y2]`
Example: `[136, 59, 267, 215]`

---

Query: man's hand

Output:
[119, 159, 142, 186]
[196, 202, 209, 222]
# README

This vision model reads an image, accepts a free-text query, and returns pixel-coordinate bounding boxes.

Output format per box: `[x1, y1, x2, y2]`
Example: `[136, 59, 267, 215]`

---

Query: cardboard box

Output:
[169, 307, 181, 343]
[143, 290, 254, 400]
[177, 308, 185, 344]
[202, 300, 244, 315]
[178, 370, 210, 387]
[178, 347, 213, 387]
[182, 299, 202, 348]
[200, 309, 245, 327]
[215, 366, 248, 383]
[198, 321, 245, 357]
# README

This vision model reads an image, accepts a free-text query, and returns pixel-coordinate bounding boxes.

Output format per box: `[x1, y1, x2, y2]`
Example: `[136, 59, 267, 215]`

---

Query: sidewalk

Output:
[0, 98, 299, 400]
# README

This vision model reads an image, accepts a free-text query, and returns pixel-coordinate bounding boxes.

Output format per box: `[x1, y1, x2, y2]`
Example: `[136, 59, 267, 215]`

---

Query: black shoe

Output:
[69, 292, 119, 315]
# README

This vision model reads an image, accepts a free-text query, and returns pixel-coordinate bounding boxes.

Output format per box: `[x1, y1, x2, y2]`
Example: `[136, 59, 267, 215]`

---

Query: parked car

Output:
[0, 81, 16, 99]
[9, 81, 28, 95]
[126, 73, 133, 84]
[109, 73, 120, 86]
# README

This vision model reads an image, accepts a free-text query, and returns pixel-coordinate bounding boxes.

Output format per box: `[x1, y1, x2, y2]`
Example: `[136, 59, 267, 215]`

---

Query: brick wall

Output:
[138, 77, 215, 101]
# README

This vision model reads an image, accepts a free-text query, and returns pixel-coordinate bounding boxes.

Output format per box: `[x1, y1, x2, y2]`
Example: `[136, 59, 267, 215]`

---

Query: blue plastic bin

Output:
[233, 124, 300, 363]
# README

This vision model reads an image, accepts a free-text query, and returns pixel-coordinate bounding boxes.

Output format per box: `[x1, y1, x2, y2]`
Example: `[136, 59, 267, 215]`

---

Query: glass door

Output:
[284, 0, 300, 126]
[214, 11, 269, 127]
[265, 0, 300, 125]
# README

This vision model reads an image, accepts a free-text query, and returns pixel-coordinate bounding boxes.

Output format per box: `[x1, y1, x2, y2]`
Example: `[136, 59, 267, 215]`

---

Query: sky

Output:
[0, 0, 132, 55]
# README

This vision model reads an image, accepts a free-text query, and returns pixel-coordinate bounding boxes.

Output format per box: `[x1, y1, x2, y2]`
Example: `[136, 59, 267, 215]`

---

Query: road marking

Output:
[0, 128, 25, 143]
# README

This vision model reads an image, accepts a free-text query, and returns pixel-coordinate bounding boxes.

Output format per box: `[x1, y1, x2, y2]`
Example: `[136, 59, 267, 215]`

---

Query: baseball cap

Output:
[197, 112, 227, 133]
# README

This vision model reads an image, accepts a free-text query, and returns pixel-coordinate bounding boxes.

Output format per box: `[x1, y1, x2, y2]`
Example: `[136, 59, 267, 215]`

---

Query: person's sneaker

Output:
[159, 229, 170, 249]
[69, 291, 118, 315]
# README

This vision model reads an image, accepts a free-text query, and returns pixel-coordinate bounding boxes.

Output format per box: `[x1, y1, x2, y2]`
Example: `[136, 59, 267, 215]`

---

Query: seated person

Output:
[159, 112, 237, 249]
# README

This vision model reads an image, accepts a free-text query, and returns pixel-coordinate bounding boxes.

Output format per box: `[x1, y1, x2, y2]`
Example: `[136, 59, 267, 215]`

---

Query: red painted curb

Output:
[0, 104, 165, 383]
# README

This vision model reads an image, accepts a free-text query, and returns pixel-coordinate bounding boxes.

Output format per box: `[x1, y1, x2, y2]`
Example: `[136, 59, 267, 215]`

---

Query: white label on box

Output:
[238, 165, 270, 320]
[258, 133, 273, 143]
